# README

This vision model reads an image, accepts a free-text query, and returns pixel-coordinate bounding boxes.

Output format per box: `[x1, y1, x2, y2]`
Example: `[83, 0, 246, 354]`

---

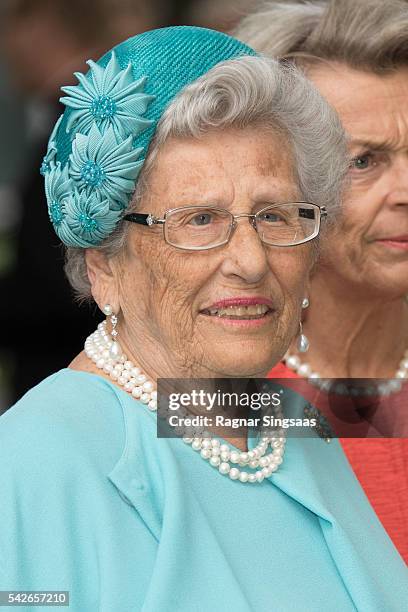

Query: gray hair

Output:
[65, 54, 348, 302]
[233, 0, 408, 74]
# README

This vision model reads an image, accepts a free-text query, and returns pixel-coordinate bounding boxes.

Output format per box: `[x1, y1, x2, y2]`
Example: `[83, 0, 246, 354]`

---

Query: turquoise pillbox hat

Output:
[41, 26, 257, 248]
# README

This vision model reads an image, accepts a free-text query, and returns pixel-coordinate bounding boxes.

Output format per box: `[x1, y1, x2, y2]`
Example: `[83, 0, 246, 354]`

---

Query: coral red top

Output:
[269, 362, 408, 564]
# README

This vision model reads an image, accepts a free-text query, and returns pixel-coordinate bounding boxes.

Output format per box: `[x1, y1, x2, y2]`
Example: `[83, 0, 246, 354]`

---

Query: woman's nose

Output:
[220, 216, 270, 284]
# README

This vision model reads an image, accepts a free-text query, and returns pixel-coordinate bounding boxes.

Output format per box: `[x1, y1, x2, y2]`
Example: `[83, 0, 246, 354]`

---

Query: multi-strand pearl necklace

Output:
[84, 320, 286, 484]
[284, 347, 408, 397]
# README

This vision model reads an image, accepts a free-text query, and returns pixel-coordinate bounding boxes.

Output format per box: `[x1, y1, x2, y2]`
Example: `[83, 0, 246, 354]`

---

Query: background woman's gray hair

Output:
[65, 54, 348, 302]
[233, 0, 408, 73]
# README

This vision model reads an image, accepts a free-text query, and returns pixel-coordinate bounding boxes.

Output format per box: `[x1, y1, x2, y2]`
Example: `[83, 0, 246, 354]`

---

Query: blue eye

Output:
[350, 152, 377, 171]
[259, 212, 282, 223]
[190, 213, 212, 226]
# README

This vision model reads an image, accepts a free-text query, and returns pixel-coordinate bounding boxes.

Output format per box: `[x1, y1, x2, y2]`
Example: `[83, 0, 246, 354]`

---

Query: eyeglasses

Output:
[123, 202, 327, 251]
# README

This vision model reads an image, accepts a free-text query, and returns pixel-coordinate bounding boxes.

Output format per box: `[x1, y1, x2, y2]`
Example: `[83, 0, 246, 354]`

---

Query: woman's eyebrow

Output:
[349, 137, 404, 152]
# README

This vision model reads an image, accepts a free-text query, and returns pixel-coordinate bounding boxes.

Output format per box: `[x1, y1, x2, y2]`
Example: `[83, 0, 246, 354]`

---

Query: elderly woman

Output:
[0, 26, 406, 611]
[235, 0, 408, 563]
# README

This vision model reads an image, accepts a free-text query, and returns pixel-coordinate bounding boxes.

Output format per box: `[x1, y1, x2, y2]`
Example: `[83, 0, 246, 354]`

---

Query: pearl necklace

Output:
[284, 348, 408, 397]
[85, 321, 286, 484]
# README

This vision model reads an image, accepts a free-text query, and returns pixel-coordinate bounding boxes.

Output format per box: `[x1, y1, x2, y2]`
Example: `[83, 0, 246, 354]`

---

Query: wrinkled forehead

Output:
[143, 128, 299, 211]
[308, 63, 408, 147]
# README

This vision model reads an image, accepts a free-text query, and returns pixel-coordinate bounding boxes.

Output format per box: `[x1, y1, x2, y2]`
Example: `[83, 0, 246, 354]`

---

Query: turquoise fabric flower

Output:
[69, 123, 144, 208]
[60, 51, 155, 140]
[45, 160, 124, 247]
[56, 189, 121, 248]
[44, 163, 72, 227]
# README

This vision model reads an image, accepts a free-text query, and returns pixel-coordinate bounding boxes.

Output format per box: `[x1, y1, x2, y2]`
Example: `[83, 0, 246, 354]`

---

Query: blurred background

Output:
[0, 0, 257, 413]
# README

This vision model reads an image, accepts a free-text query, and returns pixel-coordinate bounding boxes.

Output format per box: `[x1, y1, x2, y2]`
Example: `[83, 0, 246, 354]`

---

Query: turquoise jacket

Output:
[0, 369, 407, 611]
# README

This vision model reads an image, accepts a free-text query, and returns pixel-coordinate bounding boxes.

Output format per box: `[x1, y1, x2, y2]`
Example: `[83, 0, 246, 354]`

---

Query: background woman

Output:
[0, 26, 406, 610]
[235, 0, 408, 562]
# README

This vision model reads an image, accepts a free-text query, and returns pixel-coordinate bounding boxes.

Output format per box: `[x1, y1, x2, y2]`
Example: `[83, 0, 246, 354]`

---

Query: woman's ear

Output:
[85, 249, 120, 313]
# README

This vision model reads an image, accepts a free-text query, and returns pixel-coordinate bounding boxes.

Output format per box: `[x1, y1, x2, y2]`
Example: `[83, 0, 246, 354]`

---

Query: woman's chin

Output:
[204, 352, 282, 378]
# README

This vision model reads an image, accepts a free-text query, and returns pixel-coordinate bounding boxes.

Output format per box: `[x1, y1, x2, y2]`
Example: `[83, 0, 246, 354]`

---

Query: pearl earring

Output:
[297, 321, 310, 353]
[102, 304, 122, 362]
[302, 297, 309, 309]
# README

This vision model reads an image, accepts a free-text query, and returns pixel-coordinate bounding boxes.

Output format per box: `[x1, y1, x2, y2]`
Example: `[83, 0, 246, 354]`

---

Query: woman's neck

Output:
[301, 271, 408, 378]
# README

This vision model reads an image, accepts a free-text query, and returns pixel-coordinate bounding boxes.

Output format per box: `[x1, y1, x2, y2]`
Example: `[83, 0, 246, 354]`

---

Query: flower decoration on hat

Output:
[58, 189, 120, 247]
[60, 51, 155, 139]
[41, 50, 157, 247]
[44, 163, 72, 227]
[69, 123, 145, 208]
[44, 164, 122, 247]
